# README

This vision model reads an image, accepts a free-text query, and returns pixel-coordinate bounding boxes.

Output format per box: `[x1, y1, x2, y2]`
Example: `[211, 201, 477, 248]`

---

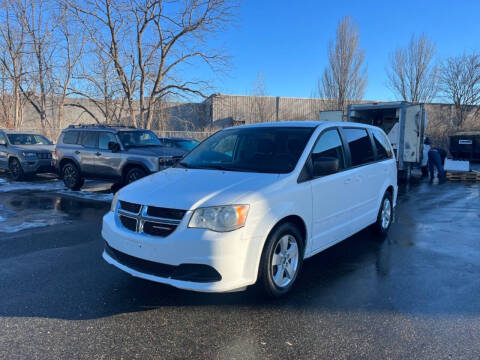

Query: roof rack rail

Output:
[67, 124, 137, 129]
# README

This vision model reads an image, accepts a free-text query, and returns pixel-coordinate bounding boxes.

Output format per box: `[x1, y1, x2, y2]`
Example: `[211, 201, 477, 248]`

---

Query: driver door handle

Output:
[344, 178, 352, 184]
[95, 152, 101, 156]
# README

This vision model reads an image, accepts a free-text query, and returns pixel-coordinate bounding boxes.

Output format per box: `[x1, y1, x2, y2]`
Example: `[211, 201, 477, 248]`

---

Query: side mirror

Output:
[108, 141, 121, 152]
[312, 156, 339, 177]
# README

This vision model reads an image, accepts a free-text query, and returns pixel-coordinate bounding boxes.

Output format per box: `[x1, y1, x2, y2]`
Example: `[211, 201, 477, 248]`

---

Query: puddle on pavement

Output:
[0, 189, 110, 234]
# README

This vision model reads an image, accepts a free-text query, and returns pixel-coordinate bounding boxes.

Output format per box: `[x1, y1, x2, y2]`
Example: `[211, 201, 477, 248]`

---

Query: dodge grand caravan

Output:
[102, 122, 397, 296]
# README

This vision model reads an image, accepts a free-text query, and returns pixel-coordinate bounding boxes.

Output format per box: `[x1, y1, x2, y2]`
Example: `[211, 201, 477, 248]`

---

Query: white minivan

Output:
[102, 122, 397, 296]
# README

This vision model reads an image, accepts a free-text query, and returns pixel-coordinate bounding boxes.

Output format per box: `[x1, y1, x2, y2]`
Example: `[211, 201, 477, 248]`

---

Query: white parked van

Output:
[102, 122, 397, 296]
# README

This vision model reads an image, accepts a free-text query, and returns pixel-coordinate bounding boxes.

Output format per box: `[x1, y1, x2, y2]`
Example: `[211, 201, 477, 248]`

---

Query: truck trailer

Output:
[347, 102, 427, 180]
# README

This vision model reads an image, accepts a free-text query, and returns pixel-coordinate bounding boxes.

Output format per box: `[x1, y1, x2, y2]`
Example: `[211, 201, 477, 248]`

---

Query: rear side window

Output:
[312, 129, 346, 170]
[62, 131, 79, 145]
[99, 132, 117, 150]
[80, 131, 98, 148]
[373, 128, 393, 160]
[161, 139, 173, 147]
[343, 128, 374, 166]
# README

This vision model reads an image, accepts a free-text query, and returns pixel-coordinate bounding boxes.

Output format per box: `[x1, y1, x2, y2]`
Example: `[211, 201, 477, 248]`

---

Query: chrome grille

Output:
[120, 201, 141, 214]
[119, 215, 137, 231]
[117, 202, 185, 237]
[37, 152, 52, 159]
[146, 206, 186, 220]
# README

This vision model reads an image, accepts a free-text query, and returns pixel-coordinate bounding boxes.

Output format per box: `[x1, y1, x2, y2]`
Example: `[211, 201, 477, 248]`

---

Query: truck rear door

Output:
[403, 104, 424, 163]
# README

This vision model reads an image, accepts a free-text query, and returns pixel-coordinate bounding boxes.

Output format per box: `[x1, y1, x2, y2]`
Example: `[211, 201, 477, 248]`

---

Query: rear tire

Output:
[371, 192, 393, 236]
[62, 162, 84, 190]
[9, 158, 24, 181]
[258, 223, 304, 297]
[124, 167, 147, 185]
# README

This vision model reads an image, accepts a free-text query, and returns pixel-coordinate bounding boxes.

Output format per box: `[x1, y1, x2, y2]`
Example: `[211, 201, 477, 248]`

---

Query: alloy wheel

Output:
[127, 170, 143, 184]
[381, 198, 392, 230]
[271, 234, 299, 288]
[10, 160, 20, 177]
[63, 165, 77, 187]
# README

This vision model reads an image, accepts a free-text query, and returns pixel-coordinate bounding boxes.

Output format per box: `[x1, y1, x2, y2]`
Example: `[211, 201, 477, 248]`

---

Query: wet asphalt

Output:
[0, 174, 479, 359]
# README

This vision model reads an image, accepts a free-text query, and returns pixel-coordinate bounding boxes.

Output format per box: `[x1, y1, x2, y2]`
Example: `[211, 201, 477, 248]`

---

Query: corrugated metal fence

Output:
[20, 128, 215, 142]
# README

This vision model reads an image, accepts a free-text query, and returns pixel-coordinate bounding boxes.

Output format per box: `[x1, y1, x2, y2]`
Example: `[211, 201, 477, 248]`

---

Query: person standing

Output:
[421, 137, 431, 177]
[428, 144, 447, 183]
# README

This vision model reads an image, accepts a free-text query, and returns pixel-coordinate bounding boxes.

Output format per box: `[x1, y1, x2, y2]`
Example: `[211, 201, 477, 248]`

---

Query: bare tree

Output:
[439, 52, 480, 127]
[317, 16, 367, 111]
[387, 34, 438, 103]
[8, 0, 59, 131]
[251, 72, 274, 123]
[54, 9, 86, 130]
[68, 48, 127, 124]
[0, 0, 27, 128]
[67, 0, 235, 129]
[0, 64, 12, 126]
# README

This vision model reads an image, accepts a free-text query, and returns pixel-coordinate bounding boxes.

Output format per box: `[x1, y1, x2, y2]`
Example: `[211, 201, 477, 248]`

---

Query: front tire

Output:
[258, 223, 304, 297]
[371, 192, 393, 236]
[9, 158, 24, 181]
[62, 163, 84, 190]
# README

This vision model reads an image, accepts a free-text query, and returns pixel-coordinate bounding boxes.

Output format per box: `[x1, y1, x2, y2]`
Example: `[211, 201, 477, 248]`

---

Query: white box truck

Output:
[347, 102, 427, 180]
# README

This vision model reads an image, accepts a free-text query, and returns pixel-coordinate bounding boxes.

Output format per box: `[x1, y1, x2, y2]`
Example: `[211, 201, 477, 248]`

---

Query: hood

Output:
[11, 144, 55, 153]
[118, 167, 282, 210]
[125, 146, 186, 157]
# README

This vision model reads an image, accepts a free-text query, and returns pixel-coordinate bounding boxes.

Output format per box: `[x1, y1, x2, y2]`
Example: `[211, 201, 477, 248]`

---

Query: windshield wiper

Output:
[177, 161, 193, 168]
[197, 164, 237, 171]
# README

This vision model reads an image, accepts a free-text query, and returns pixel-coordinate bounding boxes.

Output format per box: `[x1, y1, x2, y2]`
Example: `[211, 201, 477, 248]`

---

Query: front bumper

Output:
[21, 158, 55, 174]
[101, 212, 264, 292]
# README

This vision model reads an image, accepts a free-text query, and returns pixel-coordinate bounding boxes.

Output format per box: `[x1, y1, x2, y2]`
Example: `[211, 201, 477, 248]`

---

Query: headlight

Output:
[159, 156, 174, 167]
[110, 192, 119, 212]
[22, 151, 37, 158]
[188, 205, 249, 232]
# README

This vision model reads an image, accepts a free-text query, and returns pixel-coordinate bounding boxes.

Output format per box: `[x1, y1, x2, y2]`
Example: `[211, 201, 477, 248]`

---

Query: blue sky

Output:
[206, 0, 480, 101]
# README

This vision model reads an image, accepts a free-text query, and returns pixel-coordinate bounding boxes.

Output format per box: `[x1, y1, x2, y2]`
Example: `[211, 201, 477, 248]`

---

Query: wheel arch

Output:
[254, 214, 308, 294]
[8, 155, 20, 164]
[59, 157, 81, 173]
[269, 215, 308, 254]
[385, 185, 394, 196]
[256, 214, 308, 274]
[121, 162, 150, 180]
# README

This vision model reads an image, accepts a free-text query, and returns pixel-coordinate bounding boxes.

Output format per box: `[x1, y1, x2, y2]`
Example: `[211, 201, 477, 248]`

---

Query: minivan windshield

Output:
[177, 126, 314, 173]
[117, 130, 162, 148]
[7, 133, 52, 145]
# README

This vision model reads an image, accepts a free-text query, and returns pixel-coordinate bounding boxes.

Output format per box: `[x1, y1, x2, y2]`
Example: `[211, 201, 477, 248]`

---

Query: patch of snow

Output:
[57, 189, 113, 202]
[0, 214, 69, 233]
[0, 220, 60, 233]
[444, 158, 470, 172]
[0, 179, 65, 193]
[0, 200, 68, 234]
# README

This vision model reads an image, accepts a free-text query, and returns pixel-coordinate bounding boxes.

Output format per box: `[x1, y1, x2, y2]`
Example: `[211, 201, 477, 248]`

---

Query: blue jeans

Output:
[428, 150, 445, 179]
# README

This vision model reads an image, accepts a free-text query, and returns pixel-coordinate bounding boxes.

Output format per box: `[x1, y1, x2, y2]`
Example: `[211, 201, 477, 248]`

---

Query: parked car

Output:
[0, 130, 55, 180]
[159, 137, 200, 151]
[102, 121, 397, 296]
[54, 125, 187, 190]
